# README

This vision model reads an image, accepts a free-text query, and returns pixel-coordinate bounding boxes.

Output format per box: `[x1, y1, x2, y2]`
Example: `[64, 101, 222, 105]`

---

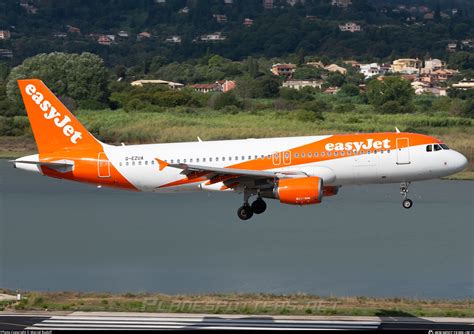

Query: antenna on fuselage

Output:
[395, 127, 400, 133]
[197, 137, 203, 142]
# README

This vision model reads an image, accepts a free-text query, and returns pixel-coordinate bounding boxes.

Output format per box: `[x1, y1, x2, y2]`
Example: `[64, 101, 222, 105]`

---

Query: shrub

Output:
[462, 99, 474, 118]
[152, 90, 191, 107]
[212, 92, 242, 110]
[78, 99, 109, 110]
[124, 98, 151, 112]
[292, 109, 324, 122]
[334, 103, 355, 113]
[378, 101, 414, 114]
[279, 87, 314, 101]
[303, 99, 333, 113]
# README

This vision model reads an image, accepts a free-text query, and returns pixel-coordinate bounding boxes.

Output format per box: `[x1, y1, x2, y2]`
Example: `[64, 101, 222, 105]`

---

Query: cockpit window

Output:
[434, 144, 442, 151]
[426, 145, 432, 152]
[440, 144, 449, 150]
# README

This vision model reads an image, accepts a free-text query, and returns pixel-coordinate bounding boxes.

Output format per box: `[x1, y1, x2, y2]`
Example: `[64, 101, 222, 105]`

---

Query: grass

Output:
[1, 290, 472, 318]
[1, 108, 472, 178]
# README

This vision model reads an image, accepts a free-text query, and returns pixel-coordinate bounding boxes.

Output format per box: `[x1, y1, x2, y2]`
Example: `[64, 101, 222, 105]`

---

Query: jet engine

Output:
[261, 177, 323, 205]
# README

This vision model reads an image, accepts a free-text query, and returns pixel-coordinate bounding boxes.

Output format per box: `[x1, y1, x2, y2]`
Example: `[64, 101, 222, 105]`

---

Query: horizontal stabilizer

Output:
[13, 159, 74, 173]
[13, 160, 73, 168]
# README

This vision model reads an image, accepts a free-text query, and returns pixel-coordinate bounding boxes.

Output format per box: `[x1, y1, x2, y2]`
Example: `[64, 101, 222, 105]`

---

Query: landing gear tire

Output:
[251, 198, 267, 214]
[237, 204, 254, 220]
[402, 199, 413, 209]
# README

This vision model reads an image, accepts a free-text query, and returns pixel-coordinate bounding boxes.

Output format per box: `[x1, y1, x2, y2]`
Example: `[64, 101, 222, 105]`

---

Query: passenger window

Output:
[145, 161, 148, 165]
[222, 157, 225, 161]
[203, 158, 206, 162]
[426, 145, 432, 152]
[367, 150, 371, 154]
[183, 159, 186, 163]
[216, 157, 219, 161]
[177, 159, 180, 163]
[285, 152, 289, 158]
[229, 157, 232, 161]
[308, 152, 312, 157]
[334, 152, 338, 156]
[380, 150, 383, 154]
[126, 161, 129, 166]
[387, 150, 391, 153]
[314, 152, 318, 157]
[295, 153, 299, 158]
[321, 152, 325, 157]
[196, 158, 199, 163]
[360, 150, 364, 154]
[119, 162, 122, 166]
[210, 158, 213, 162]
[374, 150, 377, 154]
[132, 161, 135, 166]
[138, 161, 142, 165]
[241, 156, 244, 160]
[327, 152, 331, 156]
[248, 155, 251, 160]
[301, 153, 305, 158]
[340, 151, 344, 156]
[434, 144, 442, 151]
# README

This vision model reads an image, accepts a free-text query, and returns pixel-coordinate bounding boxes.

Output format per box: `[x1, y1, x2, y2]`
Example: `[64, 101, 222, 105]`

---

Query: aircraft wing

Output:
[156, 158, 306, 190]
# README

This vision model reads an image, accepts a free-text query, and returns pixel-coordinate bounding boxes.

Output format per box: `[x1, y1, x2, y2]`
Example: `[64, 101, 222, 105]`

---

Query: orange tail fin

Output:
[18, 79, 102, 154]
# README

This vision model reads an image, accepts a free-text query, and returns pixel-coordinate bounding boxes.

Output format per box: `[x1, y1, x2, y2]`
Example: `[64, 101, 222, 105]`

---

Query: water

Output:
[0, 159, 472, 299]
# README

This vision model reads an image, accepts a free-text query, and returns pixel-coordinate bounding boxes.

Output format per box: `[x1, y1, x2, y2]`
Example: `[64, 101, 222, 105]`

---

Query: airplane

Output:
[13, 79, 468, 220]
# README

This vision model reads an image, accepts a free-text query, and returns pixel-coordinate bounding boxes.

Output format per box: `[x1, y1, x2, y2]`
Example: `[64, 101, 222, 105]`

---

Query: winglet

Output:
[155, 158, 169, 171]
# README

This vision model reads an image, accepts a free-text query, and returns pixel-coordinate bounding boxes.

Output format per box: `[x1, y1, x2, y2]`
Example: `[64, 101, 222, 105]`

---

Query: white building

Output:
[422, 58, 445, 74]
[131, 80, 184, 89]
[359, 63, 380, 78]
[200, 32, 226, 42]
[339, 22, 361, 32]
[332, 0, 352, 8]
[0, 30, 11, 40]
[282, 80, 323, 90]
[165, 36, 181, 43]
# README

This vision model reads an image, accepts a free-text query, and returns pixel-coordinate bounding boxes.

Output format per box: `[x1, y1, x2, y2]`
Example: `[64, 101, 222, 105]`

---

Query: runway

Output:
[1, 312, 472, 331]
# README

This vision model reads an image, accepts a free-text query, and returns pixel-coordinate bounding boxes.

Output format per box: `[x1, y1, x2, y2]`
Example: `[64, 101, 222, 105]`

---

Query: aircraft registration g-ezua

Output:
[13, 79, 468, 220]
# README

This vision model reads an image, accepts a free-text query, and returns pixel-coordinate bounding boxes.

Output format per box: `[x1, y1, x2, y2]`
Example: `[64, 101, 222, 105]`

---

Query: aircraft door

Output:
[283, 150, 291, 165]
[396, 138, 411, 165]
[272, 152, 281, 166]
[97, 152, 111, 178]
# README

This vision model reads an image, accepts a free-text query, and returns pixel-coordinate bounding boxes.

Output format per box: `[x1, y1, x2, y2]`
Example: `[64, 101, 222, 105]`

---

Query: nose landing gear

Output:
[400, 182, 413, 209]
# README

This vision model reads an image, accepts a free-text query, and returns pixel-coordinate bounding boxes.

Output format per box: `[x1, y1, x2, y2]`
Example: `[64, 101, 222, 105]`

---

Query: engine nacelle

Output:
[261, 177, 323, 205]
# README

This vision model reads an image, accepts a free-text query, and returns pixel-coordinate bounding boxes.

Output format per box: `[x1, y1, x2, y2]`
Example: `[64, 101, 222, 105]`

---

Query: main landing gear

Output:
[237, 190, 267, 220]
[400, 181, 413, 209]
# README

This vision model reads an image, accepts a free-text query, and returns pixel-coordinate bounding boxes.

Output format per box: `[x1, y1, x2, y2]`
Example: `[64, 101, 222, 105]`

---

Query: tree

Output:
[448, 51, 474, 70]
[339, 83, 359, 96]
[7, 52, 108, 106]
[254, 76, 280, 98]
[367, 77, 414, 106]
[326, 73, 346, 87]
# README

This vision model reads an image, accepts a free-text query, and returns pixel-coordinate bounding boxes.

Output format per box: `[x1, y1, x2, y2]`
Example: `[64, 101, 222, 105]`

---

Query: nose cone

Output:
[451, 151, 468, 174]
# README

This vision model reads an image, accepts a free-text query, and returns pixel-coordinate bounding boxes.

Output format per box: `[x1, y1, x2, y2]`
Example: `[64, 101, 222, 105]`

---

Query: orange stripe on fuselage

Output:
[39, 149, 138, 191]
[158, 132, 440, 189]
